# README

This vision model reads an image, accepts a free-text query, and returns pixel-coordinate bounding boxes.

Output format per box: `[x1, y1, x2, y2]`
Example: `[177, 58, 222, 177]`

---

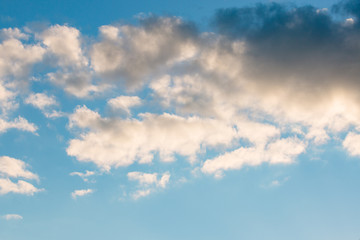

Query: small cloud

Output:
[344, 18, 355, 27]
[71, 188, 94, 199]
[131, 189, 151, 200]
[263, 177, 290, 189]
[127, 171, 170, 188]
[0, 117, 37, 134]
[25, 93, 57, 110]
[107, 96, 142, 116]
[2, 214, 23, 220]
[127, 171, 170, 199]
[70, 170, 95, 182]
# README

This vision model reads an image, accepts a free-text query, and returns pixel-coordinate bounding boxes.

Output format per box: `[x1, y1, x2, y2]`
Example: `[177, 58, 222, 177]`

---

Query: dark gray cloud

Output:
[213, 1, 360, 100]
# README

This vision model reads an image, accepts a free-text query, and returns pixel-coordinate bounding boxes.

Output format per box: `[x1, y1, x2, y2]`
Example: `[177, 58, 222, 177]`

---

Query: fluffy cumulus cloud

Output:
[40, 24, 87, 67]
[91, 16, 198, 88]
[67, 105, 237, 170]
[0, 35, 45, 80]
[60, 2, 360, 180]
[25, 93, 57, 110]
[0, 156, 42, 195]
[343, 132, 360, 156]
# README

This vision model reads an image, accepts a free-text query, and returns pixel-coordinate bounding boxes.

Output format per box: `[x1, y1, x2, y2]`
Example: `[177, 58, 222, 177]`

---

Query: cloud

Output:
[131, 189, 151, 200]
[2, 214, 23, 220]
[91, 16, 198, 88]
[128, 171, 170, 199]
[0, 117, 37, 134]
[67, 105, 237, 170]
[0, 156, 39, 180]
[0, 178, 43, 195]
[39, 24, 87, 67]
[70, 170, 95, 182]
[71, 189, 94, 199]
[0, 156, 42, 195]
[107, 95, 142, 115]
[0, 28, 28, 40]
[25, 93, 57, 110]
[202, 137, 306, 177]
[1, 1, 360, 193]
[343, 132, 360, 156]
[47, 69, 106, 98]
[128, 171, 170, 188]
[0, 82, 17, 115]
[0, 37, 45, 79]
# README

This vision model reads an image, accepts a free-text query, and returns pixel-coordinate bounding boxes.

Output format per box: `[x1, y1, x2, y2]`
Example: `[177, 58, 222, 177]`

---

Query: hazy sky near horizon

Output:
[1, 0, 360, 239]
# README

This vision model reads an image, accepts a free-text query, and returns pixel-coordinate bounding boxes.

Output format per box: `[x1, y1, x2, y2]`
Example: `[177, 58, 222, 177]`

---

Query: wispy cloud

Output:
[2, 214, 23, 220]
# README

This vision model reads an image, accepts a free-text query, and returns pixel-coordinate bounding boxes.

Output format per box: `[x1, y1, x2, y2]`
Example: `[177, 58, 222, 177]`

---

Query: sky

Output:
[1, 0, 360, 239]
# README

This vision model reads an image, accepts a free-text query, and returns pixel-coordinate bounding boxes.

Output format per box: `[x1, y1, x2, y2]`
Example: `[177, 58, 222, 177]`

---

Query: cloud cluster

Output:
[2, 0, 360, 198]
[0, 156, 43, 195]
[67, 105, 237, 170]
[128, 171, 170, 199]
[91, 17, 198, 88]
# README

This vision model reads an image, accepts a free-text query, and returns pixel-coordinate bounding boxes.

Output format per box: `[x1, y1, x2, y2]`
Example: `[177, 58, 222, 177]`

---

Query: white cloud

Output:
[0, 156, 39, 180]
[40, 25, 87, 67]
[202, 137, 306, 177]
[107, 96, 142, 115]
[70, 170, 95, 182]
[0, 28, 28, 40]
[343, 132, 360, 156]
[67, 105, 237, 170]
[128, 171, 170, 188]
[0, 82, 17, 115]
[0, 38, 45, 79]
[2, 214, 23, 220]
[131, 189, 151, 200]
[128, 171, 170, 199]
[0, 178, 43, 195]
[71, 188, 94, 199]
[128, 172, 158, 185]
[0, 156, 42, 195]
[0, 117, 37, 134]
[25, 93, 57, 110]
[91, 17, 198, 88]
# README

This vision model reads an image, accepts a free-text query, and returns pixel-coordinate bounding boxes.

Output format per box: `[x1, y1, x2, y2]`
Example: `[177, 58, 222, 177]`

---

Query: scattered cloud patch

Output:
[0, 156, 42, 195]
[107, 96, 142, 115]
[0, 117, 37, 134]
[71, 189, 94, 199]
[70, 170, 95, 182]
[0, 178, 43, 195]
[25, 93, 57, 110]
[128, 171, 170, 199]
[2, 214, 23, 220]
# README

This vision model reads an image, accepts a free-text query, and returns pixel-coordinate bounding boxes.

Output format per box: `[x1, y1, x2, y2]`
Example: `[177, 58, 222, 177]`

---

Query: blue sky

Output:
[1, 0, 360, 239]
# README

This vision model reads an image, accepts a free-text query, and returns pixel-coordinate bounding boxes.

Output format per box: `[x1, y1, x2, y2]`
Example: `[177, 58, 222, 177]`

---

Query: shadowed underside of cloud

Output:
[1, 0, 360, 182]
